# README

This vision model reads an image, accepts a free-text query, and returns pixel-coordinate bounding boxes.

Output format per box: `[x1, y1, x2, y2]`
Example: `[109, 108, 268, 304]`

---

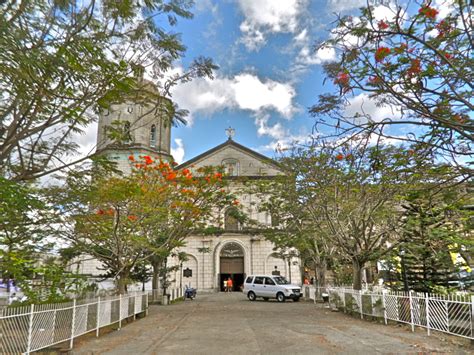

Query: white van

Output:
[243, 275, 301, 302]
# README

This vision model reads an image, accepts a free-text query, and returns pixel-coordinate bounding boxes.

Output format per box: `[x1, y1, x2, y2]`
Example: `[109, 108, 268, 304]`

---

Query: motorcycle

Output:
[185, 285, 196, 300]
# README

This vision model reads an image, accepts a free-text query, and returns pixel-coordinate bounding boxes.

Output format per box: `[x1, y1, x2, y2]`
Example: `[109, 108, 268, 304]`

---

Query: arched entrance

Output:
[219, 242, 244, 291]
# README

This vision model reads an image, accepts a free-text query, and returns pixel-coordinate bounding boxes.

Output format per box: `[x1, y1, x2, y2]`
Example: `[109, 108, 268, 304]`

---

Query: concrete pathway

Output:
[73, 292, 471, 354]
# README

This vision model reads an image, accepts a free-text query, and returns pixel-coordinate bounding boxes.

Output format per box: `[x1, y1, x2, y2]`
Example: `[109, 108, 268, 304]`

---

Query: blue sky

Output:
[74, 0, 454, 164]
[167, 0, 351, 163]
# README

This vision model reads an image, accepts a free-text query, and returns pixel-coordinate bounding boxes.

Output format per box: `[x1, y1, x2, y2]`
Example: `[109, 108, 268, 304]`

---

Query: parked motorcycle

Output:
[185, 285, 196, 300]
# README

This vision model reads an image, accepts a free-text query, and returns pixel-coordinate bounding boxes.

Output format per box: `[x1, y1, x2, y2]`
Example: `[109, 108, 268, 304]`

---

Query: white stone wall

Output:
[168, 233, 302, 292]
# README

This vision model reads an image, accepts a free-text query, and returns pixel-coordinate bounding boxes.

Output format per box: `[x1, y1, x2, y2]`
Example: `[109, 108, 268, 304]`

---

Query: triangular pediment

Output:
[176, 140, 284, 177]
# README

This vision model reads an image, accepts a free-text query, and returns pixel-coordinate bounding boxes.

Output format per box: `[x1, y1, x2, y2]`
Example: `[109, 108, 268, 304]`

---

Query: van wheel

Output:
[293, 297, 300, 302]
[263, 297, 269, 301]
[248, 291, 256, 301]
[276, 292, 286, 302]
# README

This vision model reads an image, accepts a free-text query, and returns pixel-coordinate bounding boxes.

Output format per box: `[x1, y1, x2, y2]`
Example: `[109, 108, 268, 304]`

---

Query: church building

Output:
[78, 81, 302, 292]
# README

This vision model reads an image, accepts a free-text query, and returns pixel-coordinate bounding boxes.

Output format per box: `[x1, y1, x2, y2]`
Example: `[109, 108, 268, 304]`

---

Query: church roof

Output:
[175, 138, 284, 174]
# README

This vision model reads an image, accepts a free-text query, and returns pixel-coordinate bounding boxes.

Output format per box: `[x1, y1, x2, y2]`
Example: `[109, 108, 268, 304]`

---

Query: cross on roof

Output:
[225, 127, 235, 140]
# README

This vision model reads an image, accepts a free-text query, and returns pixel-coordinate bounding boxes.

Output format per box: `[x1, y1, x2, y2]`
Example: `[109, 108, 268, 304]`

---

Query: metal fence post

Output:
[425, 293, 430, 336]
[409, 291, 415, 332]
[134, 294, 137, 321]
[146, 293, 149, 316]
[470, 295, 473, 339]
[382, 290, 387, 325]
[26, 303, 35, 354]
[118, 294, 122, 330]
[359, 290, 363, 319]
[96, 297, 101, 337]
[70, 299, 77, 349]
[342, 290, 346, 313]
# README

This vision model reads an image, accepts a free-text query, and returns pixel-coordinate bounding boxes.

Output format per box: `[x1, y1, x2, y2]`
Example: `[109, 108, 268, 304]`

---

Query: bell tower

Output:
[96, 77, 172, 174]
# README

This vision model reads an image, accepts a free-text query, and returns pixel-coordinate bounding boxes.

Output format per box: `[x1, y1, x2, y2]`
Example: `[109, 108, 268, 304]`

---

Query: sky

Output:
[76, 0, 455, 165]
[168, 0, 358, 163]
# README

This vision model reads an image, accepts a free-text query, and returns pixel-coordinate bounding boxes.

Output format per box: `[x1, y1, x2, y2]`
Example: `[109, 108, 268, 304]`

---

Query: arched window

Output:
[150, 125, 157, 147]
[224, 208, 240, 231]
[222, 159, 239, 176]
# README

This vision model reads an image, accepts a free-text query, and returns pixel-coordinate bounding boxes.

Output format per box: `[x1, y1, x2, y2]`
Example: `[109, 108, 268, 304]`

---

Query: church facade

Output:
[166, 137, 301, 292]
[77, 86, 301, 292]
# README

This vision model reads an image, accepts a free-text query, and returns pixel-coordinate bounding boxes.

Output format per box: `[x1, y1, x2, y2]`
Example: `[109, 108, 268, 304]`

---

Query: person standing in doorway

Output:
[223, 278, 227, 292]
[227, 277, 233, 292]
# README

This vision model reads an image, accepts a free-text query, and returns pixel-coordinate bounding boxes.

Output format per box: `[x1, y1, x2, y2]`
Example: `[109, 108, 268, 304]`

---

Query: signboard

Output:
[271, 270, 280, 276]
[183, 268, 192, 278]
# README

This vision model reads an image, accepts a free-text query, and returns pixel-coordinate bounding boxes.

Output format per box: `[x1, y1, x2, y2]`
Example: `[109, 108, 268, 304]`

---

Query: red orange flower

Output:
[143, 155, 153, 165]
[334, 72, 350, 87]
[375, 47, 391, 62]
[166, 172, 177, 181]
[232, 200, 240, 206]
[96, 209, 105, 215]
[128, 155, 135, 161]
[127, 215, 138, 221]
[335, 153, 344, 161]
[407, 59, 421, 76]
[182, 168, 191, 176]
[419, 6, 438, 19]
[378, 20, 389, 30]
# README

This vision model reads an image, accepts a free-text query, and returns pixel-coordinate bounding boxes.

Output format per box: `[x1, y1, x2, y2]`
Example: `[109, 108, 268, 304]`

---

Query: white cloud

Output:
[170, 72, 297, 123]
[237, 0, 308, 51]
[344, 93, 401, 123]
[253, 113, 313, 153]
[171, 138, 185, 164]
[327, 0, 367, 12]
[297, 45, 336, 66]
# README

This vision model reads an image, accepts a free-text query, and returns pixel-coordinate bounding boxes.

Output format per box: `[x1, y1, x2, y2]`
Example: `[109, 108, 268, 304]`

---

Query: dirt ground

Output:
[72, 292, 473, 355]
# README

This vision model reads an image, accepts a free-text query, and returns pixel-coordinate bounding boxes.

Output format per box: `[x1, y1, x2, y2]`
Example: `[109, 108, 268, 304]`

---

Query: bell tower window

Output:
[124, 121, 132, 143]
[150, 125, 157, 148]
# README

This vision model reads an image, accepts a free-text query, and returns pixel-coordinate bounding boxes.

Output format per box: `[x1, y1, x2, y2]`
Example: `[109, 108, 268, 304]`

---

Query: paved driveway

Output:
[73, 292, 470, 354]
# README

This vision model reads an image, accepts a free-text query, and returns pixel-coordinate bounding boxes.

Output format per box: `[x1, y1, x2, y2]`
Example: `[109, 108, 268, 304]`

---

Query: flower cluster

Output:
[407, 59, 421, 76]
[374, 47, 391, 63]
[378, 20, 389, 30]
[334, 72, 350, 87]
[418, 6, 438, 19]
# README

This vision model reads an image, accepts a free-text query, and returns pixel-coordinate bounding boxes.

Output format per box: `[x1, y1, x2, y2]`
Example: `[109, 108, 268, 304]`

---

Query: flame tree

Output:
[53, 157, 235, 294]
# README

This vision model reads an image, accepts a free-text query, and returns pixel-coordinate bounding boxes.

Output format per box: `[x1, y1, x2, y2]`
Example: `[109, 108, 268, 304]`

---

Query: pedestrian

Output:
[227, 277, 233, 292]
[223, 278, 227, 292]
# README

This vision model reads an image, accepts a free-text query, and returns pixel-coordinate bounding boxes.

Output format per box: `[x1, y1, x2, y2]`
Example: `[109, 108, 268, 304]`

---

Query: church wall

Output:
[186, 146, 283, 177]
[168, 234, 301, 292]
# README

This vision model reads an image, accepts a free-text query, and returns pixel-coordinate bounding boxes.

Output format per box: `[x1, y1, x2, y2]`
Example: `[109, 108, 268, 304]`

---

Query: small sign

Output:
[271, 270, 280, 276]
[183, 268, 192, 278]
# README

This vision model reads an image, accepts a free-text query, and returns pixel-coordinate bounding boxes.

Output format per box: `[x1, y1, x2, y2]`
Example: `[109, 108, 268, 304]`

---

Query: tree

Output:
[397, 181, 473, 292]
[0, 0, 217, 181]
[278, 141, 417, 290]
[248, 171, 337, 291]
[310, 0, 472, 173]
[54, 156, 234, 294]
[0, 177, 53, 292]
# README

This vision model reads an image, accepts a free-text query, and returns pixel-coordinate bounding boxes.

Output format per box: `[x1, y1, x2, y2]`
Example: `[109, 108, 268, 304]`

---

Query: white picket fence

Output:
[303, 286, 474, 340]
[0, 292, 148, 354]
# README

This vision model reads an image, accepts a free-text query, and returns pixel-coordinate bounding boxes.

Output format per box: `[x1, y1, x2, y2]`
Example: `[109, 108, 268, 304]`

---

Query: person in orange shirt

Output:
[227, 277, 233, 292]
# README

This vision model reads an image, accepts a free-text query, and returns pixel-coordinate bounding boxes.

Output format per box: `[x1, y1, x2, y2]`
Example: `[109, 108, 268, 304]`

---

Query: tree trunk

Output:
[365, 262, 373, 284]
[117, 270, 129, 295]
[352, 259, 363, 290]
[152, 260, 160, 301]
[316, 261, 327, 288]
